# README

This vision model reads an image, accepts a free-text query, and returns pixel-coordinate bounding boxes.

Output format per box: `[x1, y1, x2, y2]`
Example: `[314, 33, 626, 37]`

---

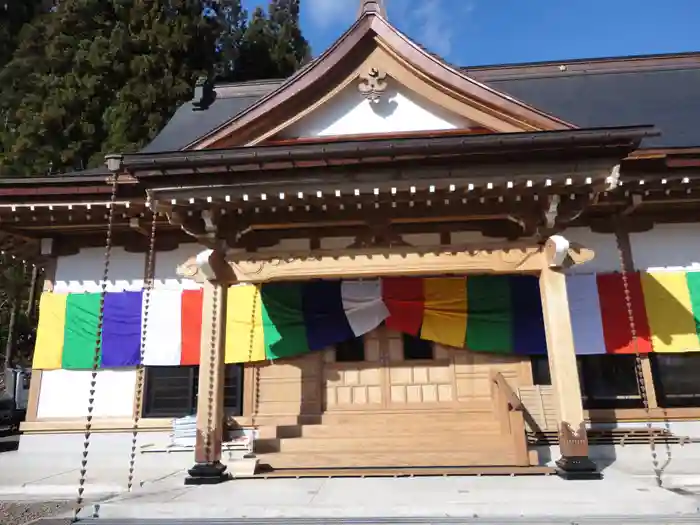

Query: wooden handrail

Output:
[491, 371, 524, 412]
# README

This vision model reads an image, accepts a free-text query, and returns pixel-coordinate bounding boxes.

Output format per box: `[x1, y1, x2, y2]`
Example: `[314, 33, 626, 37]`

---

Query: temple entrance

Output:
[323, 326, 456, 411]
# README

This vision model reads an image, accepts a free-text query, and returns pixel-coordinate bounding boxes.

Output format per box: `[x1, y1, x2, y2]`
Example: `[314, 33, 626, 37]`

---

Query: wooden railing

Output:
[490, 371, 530, 466]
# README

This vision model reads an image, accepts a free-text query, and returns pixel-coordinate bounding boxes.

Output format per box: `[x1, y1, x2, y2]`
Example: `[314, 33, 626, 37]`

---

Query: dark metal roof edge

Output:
[0, 174, 110, 186]
[122, 126, 659, 171]
[462, 51, 700, 72]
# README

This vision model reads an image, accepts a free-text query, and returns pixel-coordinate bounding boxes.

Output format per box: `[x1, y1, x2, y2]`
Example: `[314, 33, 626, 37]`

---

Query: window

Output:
[530, 355, 642, 409]
[579, 355, 642, 409]
[335, 337, 365, 362]
[403, 333, 433, 360]
[530, 356, 551, 385]
[651, 354, 700, 408]
[143, 364, 243, 418]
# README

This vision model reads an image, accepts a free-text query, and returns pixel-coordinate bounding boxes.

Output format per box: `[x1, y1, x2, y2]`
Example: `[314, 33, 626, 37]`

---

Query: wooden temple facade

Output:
[5, 0, 700, 481]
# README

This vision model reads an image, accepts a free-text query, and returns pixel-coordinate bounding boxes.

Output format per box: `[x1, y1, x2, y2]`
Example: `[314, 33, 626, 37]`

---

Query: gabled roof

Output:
[140, 52, 700, 154]
[185, 11, 573, 150]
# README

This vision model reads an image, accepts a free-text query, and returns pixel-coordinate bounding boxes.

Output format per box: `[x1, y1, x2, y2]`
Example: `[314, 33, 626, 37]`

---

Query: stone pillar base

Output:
[555, 456, 602, 480]
[184, 461, 231, 485]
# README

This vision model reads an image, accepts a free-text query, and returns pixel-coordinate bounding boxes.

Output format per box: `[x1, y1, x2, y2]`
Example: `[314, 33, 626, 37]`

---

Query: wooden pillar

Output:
[185, 277, 230, 485]
[539, 258, 600, 479]
[25, 257, 57, 423]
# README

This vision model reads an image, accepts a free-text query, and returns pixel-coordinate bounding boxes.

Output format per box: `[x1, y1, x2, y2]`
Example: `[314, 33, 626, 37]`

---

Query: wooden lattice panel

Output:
[517, 385, 559, 433]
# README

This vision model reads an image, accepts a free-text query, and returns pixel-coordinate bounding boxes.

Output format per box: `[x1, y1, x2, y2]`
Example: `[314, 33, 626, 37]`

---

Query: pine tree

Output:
[211, 0, 247, 81]
[232, 6, 277, 81]
[267, 0, 311, 77]
[0, 0, 312, 177]
[0, 0, 50, 69]
[99, 0, 220, 156]
[232, 0, 310, 82]
[0, 0, 122, 176]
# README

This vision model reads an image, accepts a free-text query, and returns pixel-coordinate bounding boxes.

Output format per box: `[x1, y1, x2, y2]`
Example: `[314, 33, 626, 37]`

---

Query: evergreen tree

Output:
[267, 0, 311, 77]
[232, 6, 277, 81]
[232, 0, 310, 82]
[0, 1, 50, 69]
[100, 0, 220, 156]
[0, 0, 121, 175]
[0, 0, 312, 177]
[211, 0, 247, 81]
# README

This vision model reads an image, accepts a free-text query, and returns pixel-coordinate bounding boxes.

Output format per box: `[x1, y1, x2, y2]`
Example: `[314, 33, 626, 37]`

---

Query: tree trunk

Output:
[25, 265, 39, 318]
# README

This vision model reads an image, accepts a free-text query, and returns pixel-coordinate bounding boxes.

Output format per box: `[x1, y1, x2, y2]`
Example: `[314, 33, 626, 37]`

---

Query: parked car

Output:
[0, 392, 18, 436]
[0, 369, 29, 436]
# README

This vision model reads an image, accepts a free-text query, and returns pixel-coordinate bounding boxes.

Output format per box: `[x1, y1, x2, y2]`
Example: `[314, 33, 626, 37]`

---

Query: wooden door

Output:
[323, 326, 457, 411]
[323, 332, 385, 411]
[384, 329, 456, 408]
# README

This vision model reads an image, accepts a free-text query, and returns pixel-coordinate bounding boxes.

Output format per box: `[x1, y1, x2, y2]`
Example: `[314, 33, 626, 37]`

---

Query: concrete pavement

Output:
[1, 439, 700, 522]
[74, 473, 700, 521]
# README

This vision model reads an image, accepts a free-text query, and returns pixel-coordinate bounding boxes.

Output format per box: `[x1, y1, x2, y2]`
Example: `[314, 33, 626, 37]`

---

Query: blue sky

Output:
[244, 0, 700, 66]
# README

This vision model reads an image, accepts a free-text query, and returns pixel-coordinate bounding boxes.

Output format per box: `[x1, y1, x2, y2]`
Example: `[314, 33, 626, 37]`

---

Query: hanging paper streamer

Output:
[596, 273, 652, 354]
[341, 280, 389, 337]
[302, 280, 355, 351]
[225, 285, 266, 363]
[32, 293, 67, 370]
[33, 270, 700, 371]
[180, 289, 204, 365]
[685, 272, 700, 338]
[566, 274, 606, 355]
[641, 272, 700, 353]
[62, 293, 102, 370]
[101, 291, 143, 367]
[421, 278, 467, 348]
[142, 289, 184, 366]
[262, 282, 309, 359]
[383, 277, 424, 335]
[510, 275, 547, 356]
[466, 275, 514, 353]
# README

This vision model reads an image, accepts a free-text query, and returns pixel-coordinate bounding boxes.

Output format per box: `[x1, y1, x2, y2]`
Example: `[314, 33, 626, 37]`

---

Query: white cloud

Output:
[388, 0, 476, 61]
[306, 0, 357, 29]
[303, 0, 476, 62]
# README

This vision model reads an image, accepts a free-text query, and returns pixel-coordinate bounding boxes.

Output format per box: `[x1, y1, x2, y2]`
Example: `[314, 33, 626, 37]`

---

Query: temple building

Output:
[5, 0, 700, 482]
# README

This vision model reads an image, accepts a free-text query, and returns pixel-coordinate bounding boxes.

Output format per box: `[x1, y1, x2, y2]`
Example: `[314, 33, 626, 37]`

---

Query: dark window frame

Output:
[143, 364, 244, 418]
[650, 353, 700, 408]
[335, 337, 366, 362]
[402, 333, 434, 360]
[530, 354, 644, 409]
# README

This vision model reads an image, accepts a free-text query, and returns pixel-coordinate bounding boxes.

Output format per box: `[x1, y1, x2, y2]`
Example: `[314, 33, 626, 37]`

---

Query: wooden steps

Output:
[254, 407, 528, 471]
[258, 435, 515, 454]
[275, 420, 501, 439]
[256, 450, 522, 469]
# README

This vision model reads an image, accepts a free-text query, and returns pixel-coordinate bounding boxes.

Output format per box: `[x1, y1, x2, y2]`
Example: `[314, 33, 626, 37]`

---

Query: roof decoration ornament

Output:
[358, 67, 388, 103]
[358, 0, 386, 18]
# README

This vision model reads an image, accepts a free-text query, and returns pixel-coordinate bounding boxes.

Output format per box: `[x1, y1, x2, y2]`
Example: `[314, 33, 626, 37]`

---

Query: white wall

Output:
[54, 247, 146, 293]
[279, 78, 472, 138]
[38, 243, 202, 419]
[36, 370, 136, 419]
[630, 223, 700, 272]
[153, 243, 205, 289]
[555, 224, 700, 274]
[563, 227, 622, 274]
